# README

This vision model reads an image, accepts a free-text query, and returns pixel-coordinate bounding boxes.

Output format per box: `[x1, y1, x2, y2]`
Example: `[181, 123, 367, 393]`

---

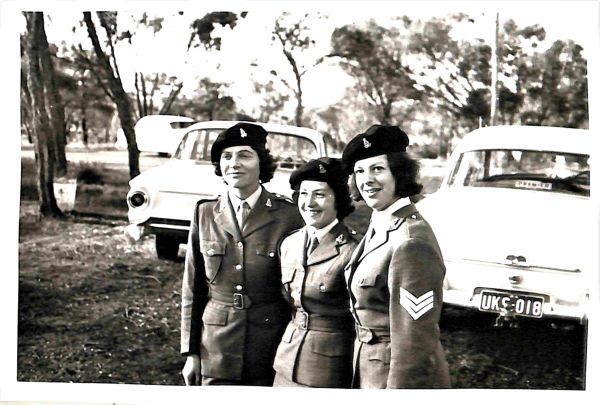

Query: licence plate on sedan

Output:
[479, 290, 544, 318]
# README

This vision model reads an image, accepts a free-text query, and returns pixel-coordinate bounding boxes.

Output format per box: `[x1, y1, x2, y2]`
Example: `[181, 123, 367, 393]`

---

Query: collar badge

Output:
[265, 198, 272, 207]
[336, 234, 345, 244]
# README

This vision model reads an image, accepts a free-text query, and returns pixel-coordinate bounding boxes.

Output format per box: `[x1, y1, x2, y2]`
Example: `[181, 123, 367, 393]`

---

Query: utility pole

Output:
[490, 11, 500, 126]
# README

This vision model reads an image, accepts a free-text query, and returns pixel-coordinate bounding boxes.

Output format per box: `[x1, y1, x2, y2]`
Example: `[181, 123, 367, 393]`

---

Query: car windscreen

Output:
[447, 149, 590, 196]
[173, 128, 319, 170]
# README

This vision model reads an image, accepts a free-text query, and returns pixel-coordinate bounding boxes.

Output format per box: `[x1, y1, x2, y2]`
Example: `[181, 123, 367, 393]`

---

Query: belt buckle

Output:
[299, 311, 309, 329]
[233, 293, 245, 309]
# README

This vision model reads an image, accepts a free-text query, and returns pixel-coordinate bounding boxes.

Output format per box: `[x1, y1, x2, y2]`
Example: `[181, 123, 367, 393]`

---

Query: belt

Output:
[356, 325, 390, 343]
[294, 310, 354, 332]
[210, 289, 281, 310]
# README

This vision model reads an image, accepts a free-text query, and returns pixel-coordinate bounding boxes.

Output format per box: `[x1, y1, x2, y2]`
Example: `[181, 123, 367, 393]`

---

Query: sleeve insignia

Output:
[399, 287, 434, 320]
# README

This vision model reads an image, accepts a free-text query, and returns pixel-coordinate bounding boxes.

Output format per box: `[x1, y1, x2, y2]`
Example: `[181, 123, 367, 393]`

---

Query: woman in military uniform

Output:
[341, 125, 451, 389]
[273, 157, 358, 388]
[180, 122, 303, 386]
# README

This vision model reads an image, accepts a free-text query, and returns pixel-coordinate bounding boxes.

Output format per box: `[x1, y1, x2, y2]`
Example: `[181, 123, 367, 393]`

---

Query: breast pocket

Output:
[200, 240, 226, 283]
[255, 243, 277, 259]
[313, 272, 343, 294]
[281, 266, 297, 286]
[357, 273, 379, 289]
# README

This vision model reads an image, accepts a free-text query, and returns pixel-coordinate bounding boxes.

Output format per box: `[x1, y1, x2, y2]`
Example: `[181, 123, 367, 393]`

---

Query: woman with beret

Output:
[181, 122, 303, 386]
[273, 157, 358, 388]
[341, 125, 451, 389]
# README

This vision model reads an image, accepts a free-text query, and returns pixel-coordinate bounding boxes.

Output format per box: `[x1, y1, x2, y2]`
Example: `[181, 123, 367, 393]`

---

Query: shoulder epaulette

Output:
[273, 193, 295, 204]
[195, 195, 219, 207]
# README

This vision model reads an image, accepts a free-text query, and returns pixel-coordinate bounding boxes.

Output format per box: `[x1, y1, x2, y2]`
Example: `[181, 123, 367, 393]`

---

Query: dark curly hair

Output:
[212, 144, 277, 183]
[349, 151, 423, 202]
[292, 177, 355, 221]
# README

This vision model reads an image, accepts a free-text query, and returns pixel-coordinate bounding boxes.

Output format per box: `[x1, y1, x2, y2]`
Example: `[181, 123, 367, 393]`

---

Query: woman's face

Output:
[297, 180, 337, 229]
[353, 154, 399, 211]
[219, 145, 260, 196]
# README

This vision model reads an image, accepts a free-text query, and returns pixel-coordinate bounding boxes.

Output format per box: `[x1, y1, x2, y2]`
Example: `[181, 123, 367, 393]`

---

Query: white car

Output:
[417, 126, 592, 325]
[125, 120, 327, 260]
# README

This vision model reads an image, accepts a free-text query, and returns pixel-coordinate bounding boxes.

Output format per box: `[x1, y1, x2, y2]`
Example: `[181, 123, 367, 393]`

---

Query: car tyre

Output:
[156, 235, 180, 260]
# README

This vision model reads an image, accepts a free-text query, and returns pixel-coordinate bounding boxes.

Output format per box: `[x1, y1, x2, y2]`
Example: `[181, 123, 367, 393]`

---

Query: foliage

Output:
[330, 19, 423, 125]
[167, 77, 238, 121]
[187, 11, 245, 50]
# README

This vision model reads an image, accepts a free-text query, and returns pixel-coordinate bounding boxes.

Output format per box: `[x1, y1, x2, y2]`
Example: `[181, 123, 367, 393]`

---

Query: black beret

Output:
[210, 122, 268, 163]
[289, 157, 347, 190]
[341, 124, 409, 172]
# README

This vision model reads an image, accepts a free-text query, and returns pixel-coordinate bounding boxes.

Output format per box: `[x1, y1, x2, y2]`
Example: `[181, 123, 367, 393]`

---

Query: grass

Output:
[20, 157, 131, 217]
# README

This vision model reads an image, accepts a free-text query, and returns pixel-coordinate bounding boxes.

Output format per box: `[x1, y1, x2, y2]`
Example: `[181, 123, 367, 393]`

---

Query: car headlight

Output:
[127, 190, 148, 208]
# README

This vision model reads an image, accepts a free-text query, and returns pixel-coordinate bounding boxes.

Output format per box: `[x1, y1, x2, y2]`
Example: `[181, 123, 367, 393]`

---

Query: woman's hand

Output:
[182, 354, 201, 385]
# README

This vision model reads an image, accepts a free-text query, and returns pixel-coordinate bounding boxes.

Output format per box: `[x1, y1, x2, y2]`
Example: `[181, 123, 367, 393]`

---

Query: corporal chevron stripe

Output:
[399, 288, 435, 320]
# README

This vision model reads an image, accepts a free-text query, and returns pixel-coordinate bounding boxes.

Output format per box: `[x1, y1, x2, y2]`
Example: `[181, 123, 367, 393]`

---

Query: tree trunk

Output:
[84, 11, 140, 179]
[36, 12, 67, 177]
[23, 12, 63, 217]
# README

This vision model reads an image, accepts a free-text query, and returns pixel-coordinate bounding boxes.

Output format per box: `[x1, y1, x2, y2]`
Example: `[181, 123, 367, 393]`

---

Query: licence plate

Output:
[479, 290, 544, 318]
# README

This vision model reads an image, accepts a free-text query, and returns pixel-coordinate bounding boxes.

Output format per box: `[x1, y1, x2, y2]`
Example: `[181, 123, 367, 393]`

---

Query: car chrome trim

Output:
[447, 258, 582, 273]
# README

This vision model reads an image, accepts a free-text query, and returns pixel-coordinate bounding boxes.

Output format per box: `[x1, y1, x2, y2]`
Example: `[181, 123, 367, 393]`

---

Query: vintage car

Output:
[416, 126, 592, 325]
[125, 120, 327, 260]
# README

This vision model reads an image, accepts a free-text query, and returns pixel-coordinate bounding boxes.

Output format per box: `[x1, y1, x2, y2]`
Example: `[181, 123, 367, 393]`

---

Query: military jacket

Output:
[345, 203, 451, 389]
[273, 222, 358, 388]
[181, 188, 303, 383]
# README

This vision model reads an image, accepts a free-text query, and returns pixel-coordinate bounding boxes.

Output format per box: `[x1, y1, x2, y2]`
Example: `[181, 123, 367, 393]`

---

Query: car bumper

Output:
[442, 259, 589, 323]
[125, 218, 190, 242]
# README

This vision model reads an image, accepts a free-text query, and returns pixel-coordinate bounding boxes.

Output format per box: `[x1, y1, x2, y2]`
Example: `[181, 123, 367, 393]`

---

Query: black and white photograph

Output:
[1, 0, 598, 403]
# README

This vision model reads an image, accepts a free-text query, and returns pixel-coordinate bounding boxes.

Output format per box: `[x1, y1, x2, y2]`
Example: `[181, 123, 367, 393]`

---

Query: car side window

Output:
[267, 133, 318, 171]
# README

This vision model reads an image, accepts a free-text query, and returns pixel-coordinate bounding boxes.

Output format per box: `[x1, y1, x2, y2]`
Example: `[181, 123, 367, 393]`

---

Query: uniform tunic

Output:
[273, 222, 358, 388]
[180, 188, 303, 385]
[345, 203, 451, 389]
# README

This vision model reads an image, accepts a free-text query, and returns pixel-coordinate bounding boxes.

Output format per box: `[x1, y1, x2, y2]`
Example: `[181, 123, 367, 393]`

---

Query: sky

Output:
[28, 0, 600, 114]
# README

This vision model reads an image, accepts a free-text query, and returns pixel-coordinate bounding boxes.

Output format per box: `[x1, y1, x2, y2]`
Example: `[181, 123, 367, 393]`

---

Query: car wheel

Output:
[156, 235, 180, 260]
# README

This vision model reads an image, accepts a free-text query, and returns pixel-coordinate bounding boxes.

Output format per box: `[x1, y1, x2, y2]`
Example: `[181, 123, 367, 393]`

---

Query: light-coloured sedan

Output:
[126, 120, 327, 260]
[417, 126, 592, 324]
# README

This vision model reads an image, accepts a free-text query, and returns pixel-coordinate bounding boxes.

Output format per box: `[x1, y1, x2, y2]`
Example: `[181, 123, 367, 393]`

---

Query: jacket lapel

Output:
[307, 222, 349, 266]
[213, 195, 242, 240]
[242, 189, 277, 238]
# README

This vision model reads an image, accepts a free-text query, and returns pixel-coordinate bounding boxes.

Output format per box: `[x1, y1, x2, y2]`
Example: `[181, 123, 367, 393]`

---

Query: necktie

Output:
[237, 201, 250, 230]
[307, 234, 319, 255]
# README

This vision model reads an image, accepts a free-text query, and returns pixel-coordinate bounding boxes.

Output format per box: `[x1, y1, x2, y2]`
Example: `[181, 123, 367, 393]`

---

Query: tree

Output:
[270, 12, 326, 127]
[167, 78, 237, 121]
[78, 11, 140, 179]
[330, 19, 423, 125]
[22, 12, 68, 217]
[250, 79, 290, 123]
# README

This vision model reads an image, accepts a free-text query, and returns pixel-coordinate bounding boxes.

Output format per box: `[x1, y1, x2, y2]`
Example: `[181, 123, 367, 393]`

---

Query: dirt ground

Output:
[17, 200, 587, 389]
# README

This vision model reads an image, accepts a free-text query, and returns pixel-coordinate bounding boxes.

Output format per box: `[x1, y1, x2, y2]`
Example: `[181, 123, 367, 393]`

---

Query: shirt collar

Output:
[306, 218, 339, 243]
[228, 186, 263, 211]
[369, 197, 411, 230]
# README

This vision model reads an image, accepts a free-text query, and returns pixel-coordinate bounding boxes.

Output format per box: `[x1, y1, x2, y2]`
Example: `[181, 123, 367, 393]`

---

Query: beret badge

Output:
[240, 128, 248, 138]
[363, 138, 371, 148]
[319, 164, 326, 174]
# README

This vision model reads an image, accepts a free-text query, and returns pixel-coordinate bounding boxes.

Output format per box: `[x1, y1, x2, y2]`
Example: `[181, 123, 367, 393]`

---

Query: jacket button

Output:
[235, 285, 243, 291]
[235, 264, 242, 270]
[237, 242, 243, 248]
[319, 284, 326, 292]
[269, 252, 275, 257]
